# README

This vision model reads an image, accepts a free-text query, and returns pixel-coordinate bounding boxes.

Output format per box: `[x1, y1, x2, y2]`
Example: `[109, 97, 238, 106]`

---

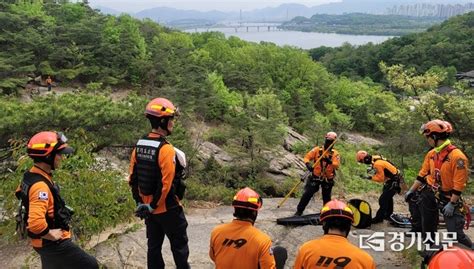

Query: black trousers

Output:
[145, 206, 190, 269]
[412, 188, 472, 248]
[373, 182, 398, 222]
[408, 191, 422, 233]
[34, 239, 98, 269]
[273, 246, 288, 269]
[297, 178, 334, 213]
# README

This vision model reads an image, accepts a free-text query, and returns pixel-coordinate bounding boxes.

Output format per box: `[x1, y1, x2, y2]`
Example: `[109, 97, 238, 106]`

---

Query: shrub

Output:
[0, 139, 134, 245]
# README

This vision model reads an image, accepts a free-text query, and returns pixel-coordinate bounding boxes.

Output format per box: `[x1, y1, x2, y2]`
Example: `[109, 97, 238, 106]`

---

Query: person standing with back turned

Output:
[129, 97, 190, 269]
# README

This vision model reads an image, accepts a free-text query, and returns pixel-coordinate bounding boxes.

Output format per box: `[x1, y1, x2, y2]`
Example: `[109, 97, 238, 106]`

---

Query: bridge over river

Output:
[191, 23, 282, 32]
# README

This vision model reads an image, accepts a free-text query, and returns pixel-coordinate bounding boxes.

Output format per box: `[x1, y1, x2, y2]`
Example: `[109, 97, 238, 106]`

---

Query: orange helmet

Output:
[428, 246, 474, 269]
[232, 187, 262, 211]
[325, 132, 337, 140]
[145, 98, 177, 118]
[420, 120, 451, 136]
[443, 121, 453, 134]
[27, 131, 73, 157]
[356, 150, 368, 163]
[320, 199, 354, 222]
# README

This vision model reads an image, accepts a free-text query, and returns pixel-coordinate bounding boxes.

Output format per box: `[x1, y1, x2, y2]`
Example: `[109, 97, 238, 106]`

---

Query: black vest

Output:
[135, 136, 180, 209]
[15, 171, 72, 239]
[135, 136, 166, 196]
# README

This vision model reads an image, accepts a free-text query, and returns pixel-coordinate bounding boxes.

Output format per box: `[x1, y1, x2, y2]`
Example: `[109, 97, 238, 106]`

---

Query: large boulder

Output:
[198, 141, 233, 165]
[342, 132, 384, 146]
[265, 129, 308, 182]
[284, 127, 308, 151]
[267, 152, 305, 178]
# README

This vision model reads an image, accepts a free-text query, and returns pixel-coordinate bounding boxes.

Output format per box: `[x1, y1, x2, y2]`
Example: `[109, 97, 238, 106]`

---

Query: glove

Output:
[305, 163, 313, 173]
[442, 202, 455, 217]
[135, 203, 153, 219]
[137, 203, 153, 212]
[404, 189, 415, 203]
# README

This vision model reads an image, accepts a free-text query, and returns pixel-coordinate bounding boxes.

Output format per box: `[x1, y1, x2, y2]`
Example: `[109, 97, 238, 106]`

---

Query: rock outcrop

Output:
[197, 141, 233, 165]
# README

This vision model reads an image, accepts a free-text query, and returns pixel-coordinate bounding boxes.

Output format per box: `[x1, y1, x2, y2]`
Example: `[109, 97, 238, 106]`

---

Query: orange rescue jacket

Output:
[418, 144, 469, 195]
[294, 234, 376, 269]
[210, 219, 276, 269]
[371, 158, 399, 183]
[15, 166, 71, 248]
[304, 146, 340, 179]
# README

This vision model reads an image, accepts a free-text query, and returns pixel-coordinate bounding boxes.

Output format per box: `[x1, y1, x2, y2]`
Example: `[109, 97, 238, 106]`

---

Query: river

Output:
[185, 27, 394, 49]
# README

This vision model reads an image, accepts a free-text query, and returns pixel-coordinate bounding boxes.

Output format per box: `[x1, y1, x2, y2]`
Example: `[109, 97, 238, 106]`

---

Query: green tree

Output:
[203, 72, 243, 121]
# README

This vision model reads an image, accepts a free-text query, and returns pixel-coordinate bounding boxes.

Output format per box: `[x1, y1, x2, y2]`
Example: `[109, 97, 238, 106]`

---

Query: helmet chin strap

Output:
[46, 153, 57, 170]
[159, 117, 172, 135]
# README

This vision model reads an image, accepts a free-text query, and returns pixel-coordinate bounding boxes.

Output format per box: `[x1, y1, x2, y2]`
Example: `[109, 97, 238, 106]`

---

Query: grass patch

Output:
[402, 245, 423, 269]
[185, 179, 235, 204]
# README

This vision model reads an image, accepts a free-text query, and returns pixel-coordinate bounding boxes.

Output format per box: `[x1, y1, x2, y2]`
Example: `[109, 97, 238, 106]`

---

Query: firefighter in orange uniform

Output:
[295, 132, 340, 216]
[129, 97, 190, 269]
[15, 131, 98, 269]
[356, 151, 403, 224]
[294, 199, 376, 269]
[46, 76, 52, 91]
[210, 187, 287, 269]
[405, 119, 472, 248]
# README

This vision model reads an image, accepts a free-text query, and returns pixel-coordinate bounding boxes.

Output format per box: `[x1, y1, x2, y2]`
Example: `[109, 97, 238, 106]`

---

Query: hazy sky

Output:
[88, 0, 341, 13]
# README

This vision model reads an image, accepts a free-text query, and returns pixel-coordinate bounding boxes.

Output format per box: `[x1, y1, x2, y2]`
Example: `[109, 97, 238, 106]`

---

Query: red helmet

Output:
[27, 131, 73, 157]
[145, 98, 177, 118]
[325, 131, 337, 140]
[232, 187, 262, 211]
[320, 199, 354, 222]
[356, 150, 368, 163]
[420, 120, 451, 136]
[428, 246, 474, 269]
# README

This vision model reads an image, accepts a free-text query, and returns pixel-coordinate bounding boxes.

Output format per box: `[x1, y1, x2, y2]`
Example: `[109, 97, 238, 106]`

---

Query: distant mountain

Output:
[134, 7, 234, 23]
[132, 3, 320, 23]
[240, 3, 317, 21]
[93, 5, 123, 16]
[93, 1, 473, 25]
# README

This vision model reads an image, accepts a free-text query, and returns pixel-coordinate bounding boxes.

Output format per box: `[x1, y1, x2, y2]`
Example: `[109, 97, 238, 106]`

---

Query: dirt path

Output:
[3, 196, 474, 268]
[19, 84, 131, 103]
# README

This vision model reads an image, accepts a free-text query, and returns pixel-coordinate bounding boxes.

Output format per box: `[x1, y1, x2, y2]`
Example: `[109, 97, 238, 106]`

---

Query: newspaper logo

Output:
[357, 232, 457, 252]
[359, 232, 385, 251]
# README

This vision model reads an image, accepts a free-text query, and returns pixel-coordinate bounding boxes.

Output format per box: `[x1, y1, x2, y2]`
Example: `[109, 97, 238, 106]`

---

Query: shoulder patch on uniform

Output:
[38, 191, 48, 200]
[457, 159, 466, 170]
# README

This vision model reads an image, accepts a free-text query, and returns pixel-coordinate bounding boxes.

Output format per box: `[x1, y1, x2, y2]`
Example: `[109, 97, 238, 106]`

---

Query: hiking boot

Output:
[294, 211, 303, 216]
